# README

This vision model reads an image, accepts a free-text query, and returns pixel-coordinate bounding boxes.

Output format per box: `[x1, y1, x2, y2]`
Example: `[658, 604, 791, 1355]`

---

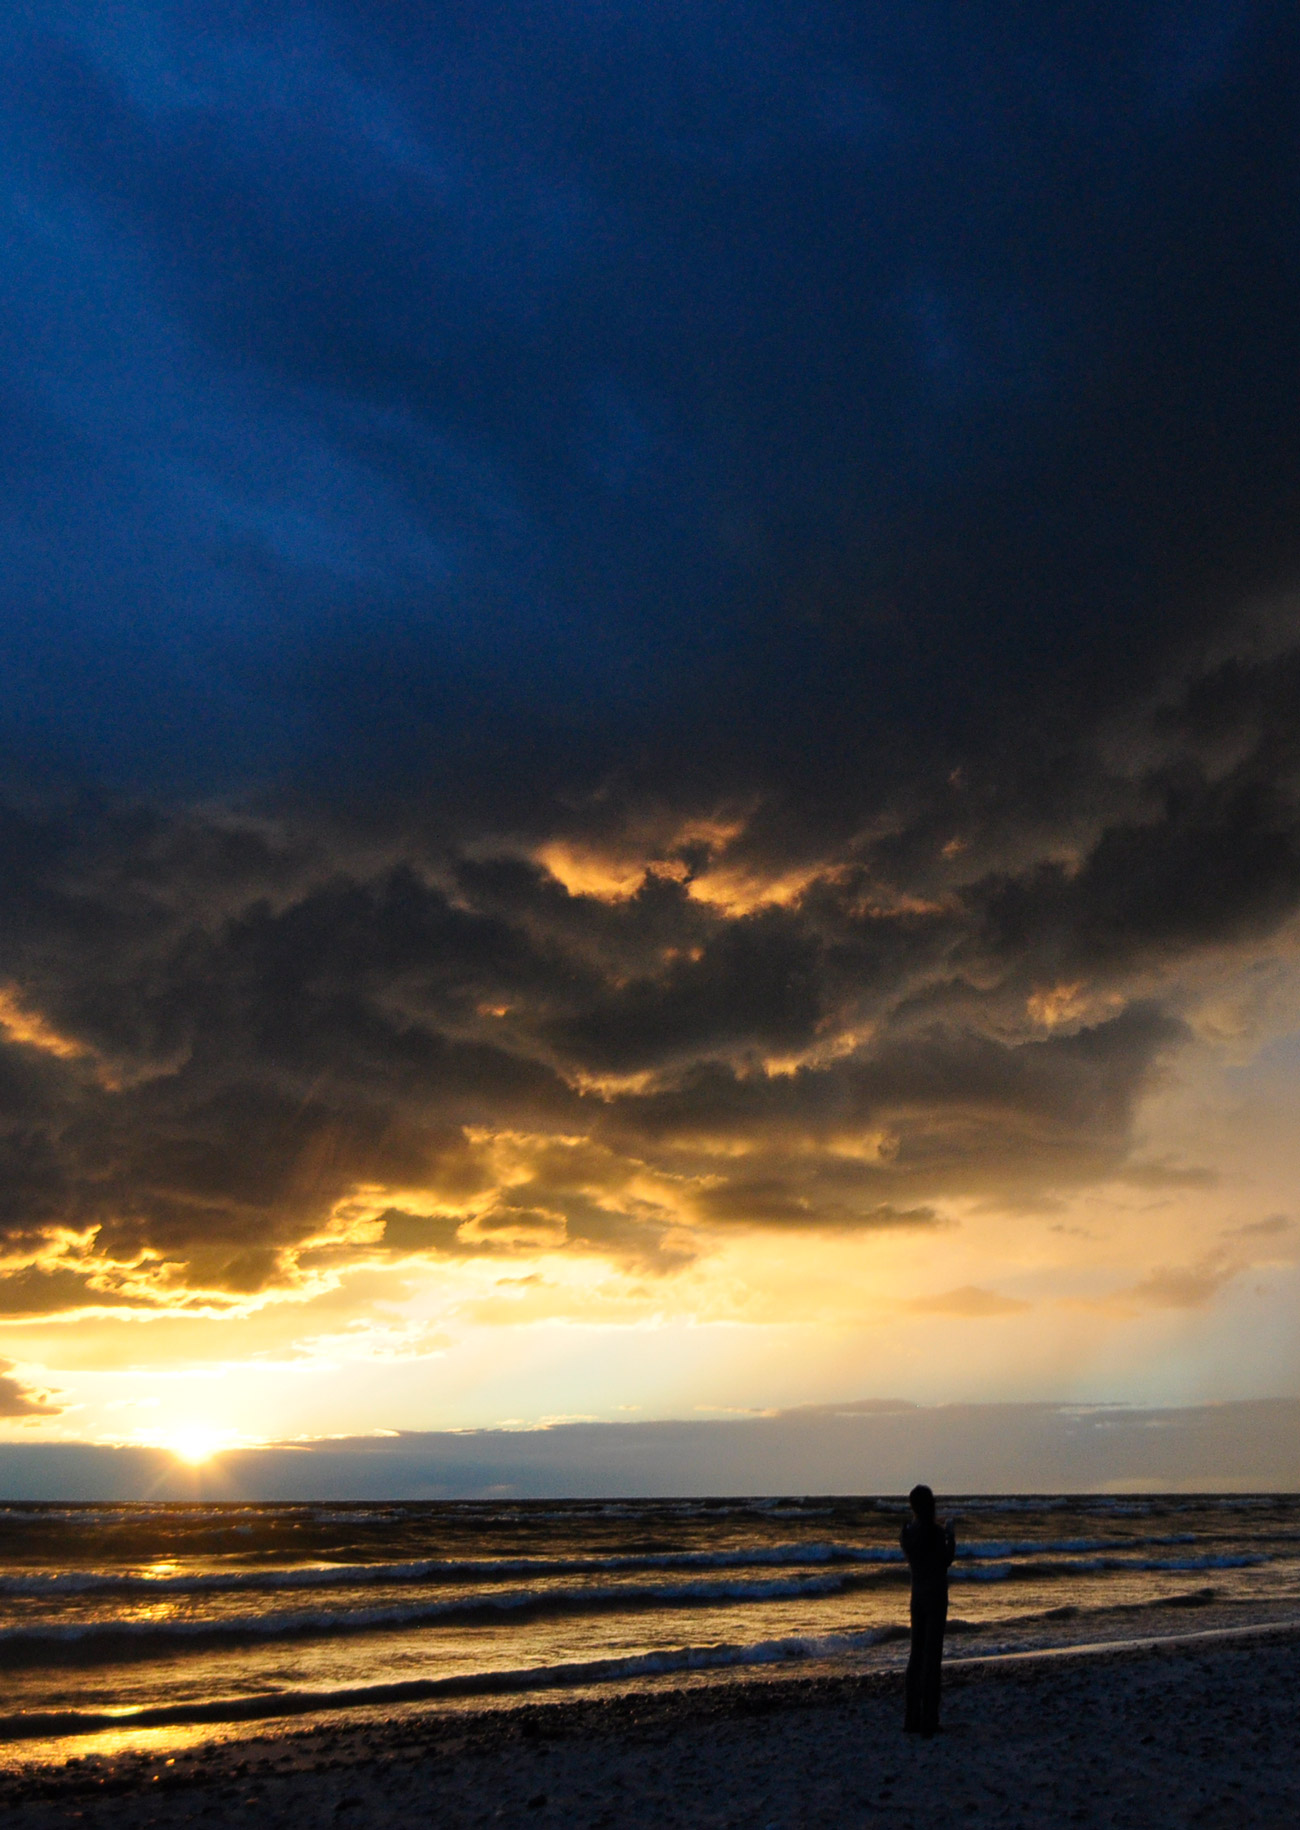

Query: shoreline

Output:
[3, 1617, 1299, 1825]
[949, 1607, 1300, 1666]
[2, 1596, 1295, 1749]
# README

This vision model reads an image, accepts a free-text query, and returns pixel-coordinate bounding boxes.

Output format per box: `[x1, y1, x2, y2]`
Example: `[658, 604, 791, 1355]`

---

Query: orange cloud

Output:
[908, 1284, 1031, 1317]
[0, 1358, 64, 1417]
[0, 985, 88, 1060]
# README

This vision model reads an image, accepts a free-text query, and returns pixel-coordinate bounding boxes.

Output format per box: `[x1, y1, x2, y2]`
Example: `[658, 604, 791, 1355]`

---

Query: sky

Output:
[3, 1, 1300, 1493]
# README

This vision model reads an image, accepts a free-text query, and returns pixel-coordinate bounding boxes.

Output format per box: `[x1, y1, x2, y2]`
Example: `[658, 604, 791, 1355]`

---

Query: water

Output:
[2, 1495, 1298, 1758]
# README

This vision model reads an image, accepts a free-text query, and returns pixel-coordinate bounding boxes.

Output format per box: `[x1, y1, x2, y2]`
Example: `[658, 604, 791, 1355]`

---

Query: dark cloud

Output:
[4, 1399, 1300, 1498]
[1126, 1253, 1243, 1309]
[1228, 1214, 1293, 1238]
[1, 6, 1299, 1312]
[0, 1361, 61, 1418]
[0, 1268, 141, 1318]
[0, 786, 1198, 1304]
[548, 906, 824, 1073]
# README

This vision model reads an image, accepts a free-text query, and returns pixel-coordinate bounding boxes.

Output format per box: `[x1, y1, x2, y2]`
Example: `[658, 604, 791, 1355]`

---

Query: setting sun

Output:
[166, 1425, 226, 1465]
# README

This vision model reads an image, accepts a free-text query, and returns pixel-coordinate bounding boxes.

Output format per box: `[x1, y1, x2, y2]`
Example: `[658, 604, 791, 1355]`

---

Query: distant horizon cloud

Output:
[3, 1399, 1299, 1501]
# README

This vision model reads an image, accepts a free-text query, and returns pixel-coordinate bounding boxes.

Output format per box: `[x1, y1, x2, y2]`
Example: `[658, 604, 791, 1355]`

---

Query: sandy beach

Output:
[2, 1621, 1296, 1829]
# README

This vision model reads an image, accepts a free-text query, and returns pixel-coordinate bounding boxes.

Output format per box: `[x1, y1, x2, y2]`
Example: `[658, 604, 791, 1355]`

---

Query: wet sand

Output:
[2, 1621, 1297, 1828]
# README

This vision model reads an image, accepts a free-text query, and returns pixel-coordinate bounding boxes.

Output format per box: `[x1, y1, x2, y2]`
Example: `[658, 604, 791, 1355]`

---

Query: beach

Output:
[2, 1622, 1296, 1828]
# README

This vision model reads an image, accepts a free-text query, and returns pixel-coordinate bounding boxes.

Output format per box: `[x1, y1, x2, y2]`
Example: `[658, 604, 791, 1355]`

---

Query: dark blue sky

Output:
[2, 1, 1296, 812]
[2, 2, 1300, 1334]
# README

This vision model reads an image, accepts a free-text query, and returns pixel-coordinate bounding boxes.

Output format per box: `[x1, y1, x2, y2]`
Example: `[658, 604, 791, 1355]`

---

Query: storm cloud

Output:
[2, 4, 1300, 1321]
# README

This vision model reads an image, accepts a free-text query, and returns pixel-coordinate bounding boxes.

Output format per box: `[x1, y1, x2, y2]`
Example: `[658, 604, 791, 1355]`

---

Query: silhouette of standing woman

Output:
[901, 1483, 955, 1735]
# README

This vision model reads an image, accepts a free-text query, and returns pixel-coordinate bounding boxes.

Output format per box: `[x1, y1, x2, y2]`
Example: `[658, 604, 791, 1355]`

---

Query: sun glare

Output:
[167, 1425, 226, 1465]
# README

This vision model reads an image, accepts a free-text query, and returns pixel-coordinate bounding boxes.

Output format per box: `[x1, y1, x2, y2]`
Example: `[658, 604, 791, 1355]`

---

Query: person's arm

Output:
[944, 1522, 956, 1567]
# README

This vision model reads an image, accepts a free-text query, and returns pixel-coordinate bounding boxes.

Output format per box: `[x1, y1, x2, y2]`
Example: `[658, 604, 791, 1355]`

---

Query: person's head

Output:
[908, 1483, 936, 1523]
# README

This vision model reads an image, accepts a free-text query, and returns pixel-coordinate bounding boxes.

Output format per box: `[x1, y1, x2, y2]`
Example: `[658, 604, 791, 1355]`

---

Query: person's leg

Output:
[904, 1601, 925, 1731]
[919, 1593, 948, 1734]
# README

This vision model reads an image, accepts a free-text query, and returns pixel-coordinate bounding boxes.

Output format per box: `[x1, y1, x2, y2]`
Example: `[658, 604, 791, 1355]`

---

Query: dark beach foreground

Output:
[2, 1622, 1296, 1829]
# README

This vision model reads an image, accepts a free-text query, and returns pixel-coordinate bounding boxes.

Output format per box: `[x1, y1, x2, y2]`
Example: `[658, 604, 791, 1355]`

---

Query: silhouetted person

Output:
[901, 1483, 955, 1736]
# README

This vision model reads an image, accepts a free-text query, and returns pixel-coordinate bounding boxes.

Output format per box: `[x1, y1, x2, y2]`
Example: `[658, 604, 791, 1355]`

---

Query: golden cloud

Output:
[907, 1284, 1031, 1318]
[0, 985, 88, 1060]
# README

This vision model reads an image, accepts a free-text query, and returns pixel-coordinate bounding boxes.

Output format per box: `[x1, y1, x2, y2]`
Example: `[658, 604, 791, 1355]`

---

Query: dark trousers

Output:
[904, 1586, 948, 1733]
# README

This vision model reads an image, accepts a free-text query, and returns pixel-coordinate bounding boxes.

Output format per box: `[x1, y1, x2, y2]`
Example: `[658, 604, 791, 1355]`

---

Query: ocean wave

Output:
[952, 1536, 1231, 1557]
[6, 1606, 1296, 1745]
[3, 1547, 1269, 1666]
[951, 1552, 1267, 1584]
[0, 1570, 866, 1667]
[0, 1622, 916, 1742]
[0, 1541, 915, 1600]
[956, 1539, 1112, 1560]
[7, 1529, 1248, 1601]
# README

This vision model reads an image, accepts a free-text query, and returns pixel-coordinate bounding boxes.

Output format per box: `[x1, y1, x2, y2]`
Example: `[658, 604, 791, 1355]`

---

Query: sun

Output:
[166, 1425, 227, 1465]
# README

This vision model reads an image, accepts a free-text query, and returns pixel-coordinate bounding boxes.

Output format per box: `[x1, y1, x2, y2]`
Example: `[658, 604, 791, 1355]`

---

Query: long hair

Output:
[908, 1483, 936, 1523]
